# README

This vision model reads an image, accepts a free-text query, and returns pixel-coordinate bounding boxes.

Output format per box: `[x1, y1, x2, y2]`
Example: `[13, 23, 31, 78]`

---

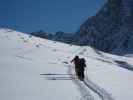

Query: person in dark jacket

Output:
[71, 55, 80, 76]
[71, 56, 86, 80]
[78, 58, 86, 80]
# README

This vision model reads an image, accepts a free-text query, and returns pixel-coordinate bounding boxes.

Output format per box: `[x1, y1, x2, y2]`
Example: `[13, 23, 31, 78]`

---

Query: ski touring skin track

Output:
[40, 73, 114, 100]
[83, 80, 114, 100]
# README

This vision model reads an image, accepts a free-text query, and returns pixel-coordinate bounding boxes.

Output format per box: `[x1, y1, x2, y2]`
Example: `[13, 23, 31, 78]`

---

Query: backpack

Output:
[79, 58, 86, 68]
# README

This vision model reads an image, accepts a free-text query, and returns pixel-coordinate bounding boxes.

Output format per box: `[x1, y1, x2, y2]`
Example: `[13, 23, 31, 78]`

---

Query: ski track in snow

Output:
[69, 49, 115, 100]
[67, 65, 95, 100]
[68, 64, 114, 100]
[15, 55, 33, 61]
[83, 78, 114, 100]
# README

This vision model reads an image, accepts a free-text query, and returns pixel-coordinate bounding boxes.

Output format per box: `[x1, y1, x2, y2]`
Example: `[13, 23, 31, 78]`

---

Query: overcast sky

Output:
[0, 0, 105, 33]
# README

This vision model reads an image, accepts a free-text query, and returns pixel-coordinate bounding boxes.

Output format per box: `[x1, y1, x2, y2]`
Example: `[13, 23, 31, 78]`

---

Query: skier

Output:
[71, 56, 86, 81]
[71, 55, 80, 77]
[78, 58, 86, 80]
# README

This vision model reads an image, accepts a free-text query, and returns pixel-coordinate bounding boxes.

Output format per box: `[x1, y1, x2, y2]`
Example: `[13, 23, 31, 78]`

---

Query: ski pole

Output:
[85, 67, 89, 80]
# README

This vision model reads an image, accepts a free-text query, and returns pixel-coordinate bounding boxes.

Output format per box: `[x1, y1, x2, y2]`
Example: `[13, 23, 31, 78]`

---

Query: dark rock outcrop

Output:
[74, 0, 133, 55]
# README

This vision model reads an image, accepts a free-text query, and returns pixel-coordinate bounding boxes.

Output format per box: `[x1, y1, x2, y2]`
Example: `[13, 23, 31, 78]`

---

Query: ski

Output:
[46, 76, 75, 80]
[40, 73, 73, 76]
[40, 73, 76, 80]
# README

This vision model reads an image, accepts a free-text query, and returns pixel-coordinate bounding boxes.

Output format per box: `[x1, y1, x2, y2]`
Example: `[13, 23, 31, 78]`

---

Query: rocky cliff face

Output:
[74, 0, 133, 55]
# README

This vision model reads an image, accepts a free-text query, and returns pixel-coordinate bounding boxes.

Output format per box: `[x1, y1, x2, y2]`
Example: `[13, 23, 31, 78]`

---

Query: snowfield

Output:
[0, 28, 133, 100]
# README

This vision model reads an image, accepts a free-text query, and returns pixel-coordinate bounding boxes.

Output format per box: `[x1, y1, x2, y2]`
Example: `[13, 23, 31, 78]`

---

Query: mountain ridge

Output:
[73, 0, 133, 55]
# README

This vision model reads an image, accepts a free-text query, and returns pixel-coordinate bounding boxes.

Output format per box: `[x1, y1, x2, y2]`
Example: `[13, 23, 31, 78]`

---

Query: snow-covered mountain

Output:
[30, 30, 74, 43]
[73, 0, 133, 55]
[1, 28, 133, 100]
[30, 30, 54, 39]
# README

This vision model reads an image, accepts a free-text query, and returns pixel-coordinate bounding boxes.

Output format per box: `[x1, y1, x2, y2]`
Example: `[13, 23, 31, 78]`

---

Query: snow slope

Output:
[0, 28, 133, 100]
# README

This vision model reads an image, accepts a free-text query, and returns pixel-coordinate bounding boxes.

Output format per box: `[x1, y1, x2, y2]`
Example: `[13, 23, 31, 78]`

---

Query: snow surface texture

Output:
[0, 28, 133, 100]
